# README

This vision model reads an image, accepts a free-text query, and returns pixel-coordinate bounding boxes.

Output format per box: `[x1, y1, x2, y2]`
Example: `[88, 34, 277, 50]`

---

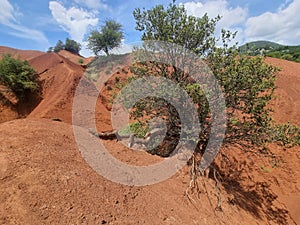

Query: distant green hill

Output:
[239, 41, 300, 63]
[239, 41, 283, 52]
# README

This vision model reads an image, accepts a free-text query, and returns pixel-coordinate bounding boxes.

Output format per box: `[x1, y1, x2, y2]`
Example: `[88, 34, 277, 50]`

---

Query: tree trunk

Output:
[104, 47, 109, 56]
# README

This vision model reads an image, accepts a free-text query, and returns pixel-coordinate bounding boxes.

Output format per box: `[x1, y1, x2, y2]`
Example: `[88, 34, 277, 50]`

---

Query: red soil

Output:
[28, 52, 84, 123]
[58, 50, 94, 66]
[0, 46, 44, 61]
[0, 48, 299, 224]
[266, 57, 300, 125]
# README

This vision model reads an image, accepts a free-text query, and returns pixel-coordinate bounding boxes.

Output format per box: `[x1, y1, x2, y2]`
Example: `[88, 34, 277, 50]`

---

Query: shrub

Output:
[129, 2, 284, 157]
[0, 54, 39, 99]
[65, 38, 81, 54]
[270, 123, 300, 147]
[78, 58, 84, 64]
[51, 38, 81, 54]
[118, 121, 149, 138]
[54, 40, 64, 53]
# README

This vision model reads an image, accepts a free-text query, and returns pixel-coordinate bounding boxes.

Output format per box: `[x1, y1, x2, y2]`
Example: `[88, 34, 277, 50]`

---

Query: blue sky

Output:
[1, 0, 300, 56]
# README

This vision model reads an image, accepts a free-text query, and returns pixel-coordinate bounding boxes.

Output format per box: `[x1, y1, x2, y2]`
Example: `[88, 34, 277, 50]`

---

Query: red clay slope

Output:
[58, 50, 94, 66]
[266, 57, 300, 124]
[0, 46, 44, 61]
[0, 87, 18, 123]
[27, 52, 84, 123]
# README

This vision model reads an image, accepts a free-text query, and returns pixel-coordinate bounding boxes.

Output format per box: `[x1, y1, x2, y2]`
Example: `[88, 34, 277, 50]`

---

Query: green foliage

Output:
[65, 38, 81, 54]
[130, 2, 286, 156]
[51, 38, 81, 54]
[87, 20, 124, 56]
[208, 48, 279, 145]
[240, 41, 300, 63]
[78, 58, 84, 64]
[0, 54, 39, 99]
[118, 121, 149, 138]
[270, 123, 300, 147]
[47, 47, 54, 53]
[266, 51, 282, 58]
[260, 165, 271, 173]
[133, 3, 219, 56]
[54, 40, 65, 53]
[281, 53, 294, 61]
[114, 80, 126, 90]
[239, 41, 283, 53]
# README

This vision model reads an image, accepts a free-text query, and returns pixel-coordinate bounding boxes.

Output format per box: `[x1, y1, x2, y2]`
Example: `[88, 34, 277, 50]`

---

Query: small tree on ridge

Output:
[87, 20, 124, 56]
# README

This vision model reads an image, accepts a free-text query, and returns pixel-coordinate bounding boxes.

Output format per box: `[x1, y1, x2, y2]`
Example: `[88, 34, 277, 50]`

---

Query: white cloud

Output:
[182, 1, 248, 45]
[49, 1, 99, 42]
[79, 41, 94, 57]
[111, 40, 134, 55]
[183, 1, 248, 29]
[279, 0, 293, 10]
[74, 0, 108, 10]
[0, 0, 16, 24]
[0, 0, 49, 45]
[245, 0, 300, 45]
[6, 23, 50, 44]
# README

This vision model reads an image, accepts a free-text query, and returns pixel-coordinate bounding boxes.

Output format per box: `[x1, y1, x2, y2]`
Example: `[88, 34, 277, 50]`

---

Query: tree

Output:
[65, 38, 81, 54]
[0, 54, 39, 99]
[47, 47, 54, 53]
[87, 20, 124, 56]
[49, 38, 81, 54]
[54, 40, 65, 53]
[127, 2, 281, 158]
[134, 4, 219, 56]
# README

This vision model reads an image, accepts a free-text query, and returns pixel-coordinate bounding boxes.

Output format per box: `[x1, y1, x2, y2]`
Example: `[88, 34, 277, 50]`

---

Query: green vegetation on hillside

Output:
[48, 38, 81, 55]
[118, 121, 149, 138]
[239, 41, 283, 51]
[0, 54, 39, 99]
[239, 41, 300, 62]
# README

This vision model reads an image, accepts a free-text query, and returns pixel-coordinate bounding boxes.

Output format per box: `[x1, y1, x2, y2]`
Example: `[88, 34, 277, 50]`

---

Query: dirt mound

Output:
[58, 50, 93, 66]
[0, 96, 18, 123]
[266, 57, 300, 125]
[2, 118, 296, 225]
[26, 53, 84, 123]
[29, 52, 65, 74]
[0, 85, 18, 105]
[0, 49, 84, 124]
[0, 46, 44, 61]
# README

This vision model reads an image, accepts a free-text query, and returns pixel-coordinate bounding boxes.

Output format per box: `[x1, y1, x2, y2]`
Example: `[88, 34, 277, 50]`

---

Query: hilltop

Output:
[239, 41, 300, 62]
[239, 41, 283, 51]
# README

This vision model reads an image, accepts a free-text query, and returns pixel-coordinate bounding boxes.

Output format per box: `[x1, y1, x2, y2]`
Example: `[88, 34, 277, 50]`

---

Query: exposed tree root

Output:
[88, 127, 165, 146]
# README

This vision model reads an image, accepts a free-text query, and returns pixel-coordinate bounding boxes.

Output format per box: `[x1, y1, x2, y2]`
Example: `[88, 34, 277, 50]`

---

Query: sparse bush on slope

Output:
[49, 38, 81, 55]
[0, 54, 39, 100]
[65, 38, 81, 54]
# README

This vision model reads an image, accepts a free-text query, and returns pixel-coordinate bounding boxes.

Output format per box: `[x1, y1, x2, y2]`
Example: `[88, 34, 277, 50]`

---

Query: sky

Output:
[0, 0, 300, 56]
